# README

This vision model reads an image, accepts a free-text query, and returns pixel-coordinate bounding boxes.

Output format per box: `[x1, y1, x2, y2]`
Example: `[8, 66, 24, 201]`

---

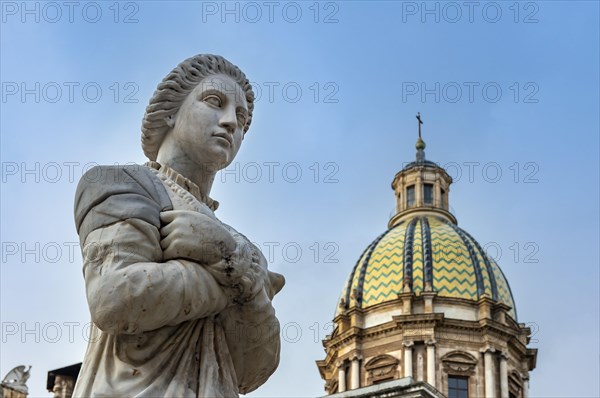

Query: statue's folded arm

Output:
[82, 218, 230, 334]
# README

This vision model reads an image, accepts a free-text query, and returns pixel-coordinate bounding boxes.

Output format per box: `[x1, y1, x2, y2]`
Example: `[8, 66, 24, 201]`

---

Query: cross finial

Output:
[416, 112, 423, 139]
[415, 112, 426, 155]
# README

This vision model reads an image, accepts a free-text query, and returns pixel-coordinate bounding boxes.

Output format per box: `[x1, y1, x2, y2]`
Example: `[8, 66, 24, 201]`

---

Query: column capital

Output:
[480, 345, 496, 354]
[425, 339, 437, 346]
[350, 353, 363, 361]
[403, 340, 415, 348]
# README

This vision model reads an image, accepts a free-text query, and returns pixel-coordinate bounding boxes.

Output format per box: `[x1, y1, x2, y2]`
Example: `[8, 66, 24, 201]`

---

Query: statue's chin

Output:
[214, 153, 239, 171]
[180, 154, 227, 175]
[202, 145, 237, 171]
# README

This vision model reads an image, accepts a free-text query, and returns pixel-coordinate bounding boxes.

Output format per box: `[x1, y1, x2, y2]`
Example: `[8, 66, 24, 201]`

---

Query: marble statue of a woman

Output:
[72, 54, 285, 397]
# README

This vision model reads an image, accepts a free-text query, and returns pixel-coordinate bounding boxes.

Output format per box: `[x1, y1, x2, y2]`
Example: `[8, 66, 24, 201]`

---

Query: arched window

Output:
[424, 183, 434, 205]
[406, 185, 415, 207]
[441, 351, 477, 398]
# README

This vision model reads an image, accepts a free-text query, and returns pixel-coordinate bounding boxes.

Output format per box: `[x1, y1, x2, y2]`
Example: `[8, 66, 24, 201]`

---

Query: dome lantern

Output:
[389, 113, 456, 228]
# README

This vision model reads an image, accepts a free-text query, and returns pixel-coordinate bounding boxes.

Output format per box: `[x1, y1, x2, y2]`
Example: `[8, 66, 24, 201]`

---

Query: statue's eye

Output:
[236, 112, 247, 128]
[204, 94, 222, 107]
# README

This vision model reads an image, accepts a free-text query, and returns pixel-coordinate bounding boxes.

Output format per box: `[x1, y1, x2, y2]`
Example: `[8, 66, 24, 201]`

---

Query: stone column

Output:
[338, 363, 346, 393]
[499, 354, 508, 398]
[350, 356, 360, 390]
[434, 177, 441, 208]
[397, 175, 404, 213]
[483, 348, 496, 398]
[426, 340, 436, 387]
[403, 341, 414, 378]
[523, 376, 530, 398]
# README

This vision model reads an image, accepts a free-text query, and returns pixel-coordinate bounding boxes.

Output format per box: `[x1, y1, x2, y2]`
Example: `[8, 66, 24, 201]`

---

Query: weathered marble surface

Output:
[1, 365, 30, 397]
[72, 54, 284, 397]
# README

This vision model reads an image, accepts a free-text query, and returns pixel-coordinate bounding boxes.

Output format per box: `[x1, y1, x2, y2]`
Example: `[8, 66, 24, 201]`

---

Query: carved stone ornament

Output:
[1, 366, 31, 394]
[326, 379, 339, 395]
[365, 355, 400, 383]
[441, 351, 478, 376]
[509, 371, 524, 395]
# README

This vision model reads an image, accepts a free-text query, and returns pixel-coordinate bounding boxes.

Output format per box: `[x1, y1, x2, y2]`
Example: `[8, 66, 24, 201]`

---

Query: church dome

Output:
[336, 214, 517, 320]
[318, 116, 537, 397]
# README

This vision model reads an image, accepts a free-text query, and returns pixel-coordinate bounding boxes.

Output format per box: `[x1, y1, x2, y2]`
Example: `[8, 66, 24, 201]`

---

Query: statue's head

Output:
[141, 54, 255, 161]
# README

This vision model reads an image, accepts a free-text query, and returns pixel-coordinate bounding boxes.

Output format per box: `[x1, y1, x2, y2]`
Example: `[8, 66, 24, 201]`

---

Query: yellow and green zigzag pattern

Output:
[337, 215, 516, 320]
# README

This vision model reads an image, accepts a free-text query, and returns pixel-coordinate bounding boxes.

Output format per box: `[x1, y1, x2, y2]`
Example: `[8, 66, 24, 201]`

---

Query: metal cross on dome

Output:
[416, 112, 423, 138]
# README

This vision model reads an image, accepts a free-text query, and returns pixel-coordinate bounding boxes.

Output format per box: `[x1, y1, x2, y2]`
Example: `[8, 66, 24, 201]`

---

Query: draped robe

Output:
[72, 163, 282, 397]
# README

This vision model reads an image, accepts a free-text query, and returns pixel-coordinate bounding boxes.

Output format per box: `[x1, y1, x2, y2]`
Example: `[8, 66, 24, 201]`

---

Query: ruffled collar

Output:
[146, 161, 219, 211]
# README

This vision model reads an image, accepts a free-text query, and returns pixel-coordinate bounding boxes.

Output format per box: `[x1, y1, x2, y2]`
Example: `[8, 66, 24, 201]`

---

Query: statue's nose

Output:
[219, 105, 237, 134]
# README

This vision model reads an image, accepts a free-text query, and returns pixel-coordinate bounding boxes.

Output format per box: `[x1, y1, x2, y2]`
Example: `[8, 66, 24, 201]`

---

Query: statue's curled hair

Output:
[141, 54, 255, 161]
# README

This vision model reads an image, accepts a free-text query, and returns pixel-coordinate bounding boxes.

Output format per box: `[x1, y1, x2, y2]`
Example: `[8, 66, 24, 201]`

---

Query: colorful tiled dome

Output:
[337, 215, 517, 319]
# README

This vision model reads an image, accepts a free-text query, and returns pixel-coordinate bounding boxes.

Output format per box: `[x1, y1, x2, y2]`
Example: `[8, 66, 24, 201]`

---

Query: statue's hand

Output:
[159, 210, 236, 264]
[224, 245, 285, 304]
[201, 242, 261, 303]
[200, 243, 274, 304]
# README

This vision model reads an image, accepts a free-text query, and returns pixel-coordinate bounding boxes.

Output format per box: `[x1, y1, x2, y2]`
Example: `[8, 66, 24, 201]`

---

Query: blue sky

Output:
[1, 1, 599, 397]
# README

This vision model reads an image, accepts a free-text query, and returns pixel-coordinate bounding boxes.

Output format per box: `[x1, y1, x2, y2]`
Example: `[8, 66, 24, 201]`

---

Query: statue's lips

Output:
[212, 132, 232, 146]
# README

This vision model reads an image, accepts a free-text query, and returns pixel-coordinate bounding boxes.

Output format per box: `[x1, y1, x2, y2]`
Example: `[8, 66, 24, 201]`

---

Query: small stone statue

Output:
[1, 365, 31, 395]
[72, 54, 284, 397]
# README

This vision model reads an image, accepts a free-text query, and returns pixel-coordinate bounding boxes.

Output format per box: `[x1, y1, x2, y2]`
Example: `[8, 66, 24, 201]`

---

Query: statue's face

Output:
[169, 73, 248, 171]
